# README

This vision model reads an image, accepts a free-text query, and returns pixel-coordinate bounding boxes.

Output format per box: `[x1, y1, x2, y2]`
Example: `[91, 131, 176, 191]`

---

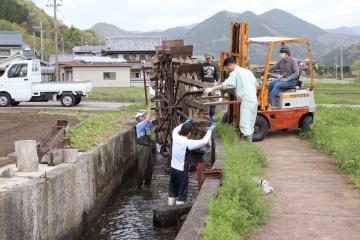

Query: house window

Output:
[8, 64, 28, 78]
[140, 55, 146, 60]
[103, 72, 116, 80]
[124, 54, 130, 61]
[0, 49, 11, 56]
[130, 55, 137, 62]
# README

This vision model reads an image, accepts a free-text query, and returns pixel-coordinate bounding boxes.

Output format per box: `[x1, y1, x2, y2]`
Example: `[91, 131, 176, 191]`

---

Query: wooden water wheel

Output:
[150, 40, 214, 157]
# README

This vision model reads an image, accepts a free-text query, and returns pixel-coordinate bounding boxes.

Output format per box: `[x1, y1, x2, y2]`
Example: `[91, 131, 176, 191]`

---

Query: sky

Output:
[32, 0, 360, 31]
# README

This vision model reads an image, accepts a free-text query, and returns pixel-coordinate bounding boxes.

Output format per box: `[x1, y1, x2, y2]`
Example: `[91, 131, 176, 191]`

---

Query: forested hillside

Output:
[0, 0, 103, 60]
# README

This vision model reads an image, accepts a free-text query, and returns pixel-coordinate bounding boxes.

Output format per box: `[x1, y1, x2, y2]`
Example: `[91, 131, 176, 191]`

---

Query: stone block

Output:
[15, 140, 38, 172]
[153, 202, 193, 227]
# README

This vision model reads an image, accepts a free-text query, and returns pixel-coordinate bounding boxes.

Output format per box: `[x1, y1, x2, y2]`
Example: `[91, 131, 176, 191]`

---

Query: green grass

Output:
[315, 93, 360, 105]
[87, 87, 145, 102]
[305, 107, 360, 188]
[303, 81, 360, 105]
[66, 103, 146, 151]
[201, 124, 270, 240]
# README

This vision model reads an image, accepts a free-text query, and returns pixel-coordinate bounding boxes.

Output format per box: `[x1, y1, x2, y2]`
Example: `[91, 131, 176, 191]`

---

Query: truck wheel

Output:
[253, 115, 269, 142]
[74, 96, 82, 105]
[60, 94, 75, 107]
[0, 93, 11, 107]
[300, 115, 313, 132]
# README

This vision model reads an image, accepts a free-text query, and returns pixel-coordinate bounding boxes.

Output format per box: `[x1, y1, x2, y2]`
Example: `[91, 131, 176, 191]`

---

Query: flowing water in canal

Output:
[86, 153, 199, 240]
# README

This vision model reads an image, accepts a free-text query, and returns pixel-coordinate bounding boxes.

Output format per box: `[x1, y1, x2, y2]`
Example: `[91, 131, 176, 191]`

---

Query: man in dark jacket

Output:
[268, 45, 300, 105]
[199, 54, 218, 120]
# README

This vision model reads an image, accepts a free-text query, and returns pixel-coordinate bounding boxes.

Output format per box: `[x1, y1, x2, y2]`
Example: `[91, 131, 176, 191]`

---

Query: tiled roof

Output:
[72, 45, 105, 53]
[105, 36, 161, 52]
[0, 32, 23, 46]
[49, 55, 127, 65]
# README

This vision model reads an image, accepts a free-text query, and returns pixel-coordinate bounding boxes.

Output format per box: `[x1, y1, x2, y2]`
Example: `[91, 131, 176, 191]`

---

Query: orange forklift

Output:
[217, 22, 316, 141]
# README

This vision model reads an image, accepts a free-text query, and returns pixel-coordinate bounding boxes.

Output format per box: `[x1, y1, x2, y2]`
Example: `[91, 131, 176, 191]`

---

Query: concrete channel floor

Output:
[250, 131, 360, 240]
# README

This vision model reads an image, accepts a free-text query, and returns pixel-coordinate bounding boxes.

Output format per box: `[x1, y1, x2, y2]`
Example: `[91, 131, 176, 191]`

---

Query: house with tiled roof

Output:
[0, 32, 24, 61]
[72, 45, 105, 56]
[101, 36, 161, 86]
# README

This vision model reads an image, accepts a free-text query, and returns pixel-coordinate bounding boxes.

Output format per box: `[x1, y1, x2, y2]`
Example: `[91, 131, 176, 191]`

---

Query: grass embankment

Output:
[306, 107, 360, 188]
[66, 103, 147, 151]
[201, 124, 270, 240]
[87, 87, 145, 102]
[309, 81, 360, 105]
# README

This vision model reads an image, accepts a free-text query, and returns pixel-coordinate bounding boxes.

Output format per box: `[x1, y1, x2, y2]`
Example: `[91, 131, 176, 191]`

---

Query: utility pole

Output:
[47, 0, 62, 80]
[61, 36, 65, 55]
[32, 32, 36, 53]
[340, 46, 344, 82]
[32, 22, 44, 61]
[335, 54, 338, 80]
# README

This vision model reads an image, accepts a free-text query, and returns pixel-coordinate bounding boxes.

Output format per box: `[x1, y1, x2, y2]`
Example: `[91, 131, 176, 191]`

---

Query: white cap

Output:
[135, 111, 147, 122]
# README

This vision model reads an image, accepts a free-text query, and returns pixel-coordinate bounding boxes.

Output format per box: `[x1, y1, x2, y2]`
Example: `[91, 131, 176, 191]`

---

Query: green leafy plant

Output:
[201, 124, 270, 240]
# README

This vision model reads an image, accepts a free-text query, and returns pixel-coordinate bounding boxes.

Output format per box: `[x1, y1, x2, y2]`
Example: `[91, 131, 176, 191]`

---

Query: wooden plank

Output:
[183, 98, 208, 112]
[177, 63, 202, 75]
[170, 46, 193, 58]
[178, 78, 205, 88]
[162, 39, 184, 48]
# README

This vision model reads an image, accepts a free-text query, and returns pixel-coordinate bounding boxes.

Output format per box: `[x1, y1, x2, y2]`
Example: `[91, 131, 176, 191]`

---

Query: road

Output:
[0, 101, 132, 112]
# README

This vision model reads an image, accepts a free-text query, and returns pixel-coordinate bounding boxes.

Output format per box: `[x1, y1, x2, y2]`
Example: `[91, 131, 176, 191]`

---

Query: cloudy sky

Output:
[32, 0, 359, 31]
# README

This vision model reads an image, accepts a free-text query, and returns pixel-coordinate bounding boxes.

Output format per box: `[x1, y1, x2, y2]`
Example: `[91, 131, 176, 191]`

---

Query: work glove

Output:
[209, 123, 216, 131]
[185, 117, 192, 124]
[204, 87, 213, 94]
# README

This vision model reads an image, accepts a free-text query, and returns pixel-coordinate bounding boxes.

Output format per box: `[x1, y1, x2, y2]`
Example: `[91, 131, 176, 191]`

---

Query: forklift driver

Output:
[267, 45, 299, 105]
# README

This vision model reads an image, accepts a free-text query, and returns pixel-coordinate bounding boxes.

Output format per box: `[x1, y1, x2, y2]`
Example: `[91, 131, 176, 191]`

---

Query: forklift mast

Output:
[220, 22, 249, 127]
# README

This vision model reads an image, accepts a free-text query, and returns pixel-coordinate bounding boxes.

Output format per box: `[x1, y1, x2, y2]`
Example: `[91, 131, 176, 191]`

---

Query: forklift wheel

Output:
[253, 115, 269, 142]
[300, 115, 313, 132]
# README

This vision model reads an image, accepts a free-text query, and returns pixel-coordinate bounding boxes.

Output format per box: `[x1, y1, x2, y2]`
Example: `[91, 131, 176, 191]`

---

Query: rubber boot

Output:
[244, 135, 253, 142]
[176, 200, 185, 205]
[168, 197, 176, 206]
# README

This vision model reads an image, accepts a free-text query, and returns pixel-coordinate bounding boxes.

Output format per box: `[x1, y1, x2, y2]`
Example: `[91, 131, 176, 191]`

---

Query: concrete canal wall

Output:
[0, 128, 136, 240]
[176, 134, 225, 240]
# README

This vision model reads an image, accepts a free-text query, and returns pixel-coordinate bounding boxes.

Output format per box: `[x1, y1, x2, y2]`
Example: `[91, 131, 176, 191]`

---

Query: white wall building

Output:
[59, 62, 131, 87]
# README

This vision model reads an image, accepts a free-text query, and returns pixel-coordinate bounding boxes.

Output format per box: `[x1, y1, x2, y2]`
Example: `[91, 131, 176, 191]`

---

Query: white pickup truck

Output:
[0, 60, 92, 107]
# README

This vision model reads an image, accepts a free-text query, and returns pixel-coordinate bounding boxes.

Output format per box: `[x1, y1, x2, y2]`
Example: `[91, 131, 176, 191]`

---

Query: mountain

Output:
[322, 42, 360, 66]
[91, 22, 198, 40]
[183, 9, 360, 63]
[91, 23, 135, 38]
[0, 0, 102, 59]
[92, 9, 360, 64]
[326, 26, 360, 36]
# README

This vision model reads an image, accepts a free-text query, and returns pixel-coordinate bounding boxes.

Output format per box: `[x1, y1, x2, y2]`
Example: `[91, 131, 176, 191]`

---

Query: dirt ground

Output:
[0, 112, 78, 156]
[250, 131, 360, 240]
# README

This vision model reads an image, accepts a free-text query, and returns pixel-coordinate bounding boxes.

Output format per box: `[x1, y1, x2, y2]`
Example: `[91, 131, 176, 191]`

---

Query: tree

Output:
[350, 60, 360, 77]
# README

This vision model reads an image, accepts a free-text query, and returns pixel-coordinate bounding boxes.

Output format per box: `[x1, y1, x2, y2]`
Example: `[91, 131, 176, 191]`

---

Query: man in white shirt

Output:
[205, 57, 258, 142]
[168, 119, 216, 205]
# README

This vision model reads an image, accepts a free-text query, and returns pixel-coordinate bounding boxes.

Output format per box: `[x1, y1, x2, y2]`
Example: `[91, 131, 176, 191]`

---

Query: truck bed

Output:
[32, 80, 93, 95]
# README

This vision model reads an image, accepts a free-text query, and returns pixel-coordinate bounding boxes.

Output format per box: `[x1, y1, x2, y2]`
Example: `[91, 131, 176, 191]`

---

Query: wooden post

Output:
[143, 67, 148, 105]
[15, 140, 39, 172]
